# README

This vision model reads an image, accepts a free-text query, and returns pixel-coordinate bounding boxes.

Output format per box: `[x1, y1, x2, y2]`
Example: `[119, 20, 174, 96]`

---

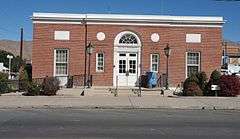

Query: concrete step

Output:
[57, 87, 174, 97]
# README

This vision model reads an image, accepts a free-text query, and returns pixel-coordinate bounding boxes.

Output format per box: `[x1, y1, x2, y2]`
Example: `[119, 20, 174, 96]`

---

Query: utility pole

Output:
[19, 28, 24, 91]
[20, 28, 23, 60]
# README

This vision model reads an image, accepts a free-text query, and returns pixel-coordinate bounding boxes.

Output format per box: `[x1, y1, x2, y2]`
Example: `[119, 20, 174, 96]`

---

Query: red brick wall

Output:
[33, 23, 222, 87]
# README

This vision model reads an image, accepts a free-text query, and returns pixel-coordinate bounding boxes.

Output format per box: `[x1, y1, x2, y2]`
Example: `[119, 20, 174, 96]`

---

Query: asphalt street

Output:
[0, 109, 239, 139]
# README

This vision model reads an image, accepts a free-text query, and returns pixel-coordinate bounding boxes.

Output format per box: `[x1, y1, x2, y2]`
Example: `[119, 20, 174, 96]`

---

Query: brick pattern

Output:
[33, 23, 222, 87]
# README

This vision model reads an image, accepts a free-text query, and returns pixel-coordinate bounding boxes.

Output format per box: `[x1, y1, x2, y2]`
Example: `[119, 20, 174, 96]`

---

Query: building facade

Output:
[222, 42, 240, 66]
[222, 42, 240, 75]
[32, 13, 224, 87]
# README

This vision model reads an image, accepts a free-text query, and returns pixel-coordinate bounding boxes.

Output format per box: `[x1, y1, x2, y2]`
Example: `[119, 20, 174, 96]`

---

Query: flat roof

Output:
[32, 12, 224, 24]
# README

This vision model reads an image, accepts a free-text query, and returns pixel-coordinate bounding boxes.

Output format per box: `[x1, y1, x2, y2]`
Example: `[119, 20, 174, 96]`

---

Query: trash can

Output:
[147, 72, 157, 88]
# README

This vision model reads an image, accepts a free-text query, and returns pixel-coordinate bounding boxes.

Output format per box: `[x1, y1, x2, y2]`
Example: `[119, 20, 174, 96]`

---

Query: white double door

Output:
[117, 53, 138, 86]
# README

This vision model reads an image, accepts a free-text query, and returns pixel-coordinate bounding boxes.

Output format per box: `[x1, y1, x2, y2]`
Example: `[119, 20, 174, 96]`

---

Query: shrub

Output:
[24, 82, 42, 96]
[0, 72, 9, 94]
[19, 66, 29, 91]
[183, 73, 205, 96]
[187, 73, 199, 83]
[210, 70, 221, 84]
[0, 72, 8, 80]
[219, 75, 240, 97]
[183, 82, 203, 96]
[25, 64, 32, 82]
[196, 71, 208, 91]
[41, 77, 60, 96]
[205, 70, 222, 96]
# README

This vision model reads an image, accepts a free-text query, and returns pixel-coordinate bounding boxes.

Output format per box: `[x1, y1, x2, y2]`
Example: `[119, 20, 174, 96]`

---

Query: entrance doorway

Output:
[117, 53, 138, 86]
[113, 31, 141, 87]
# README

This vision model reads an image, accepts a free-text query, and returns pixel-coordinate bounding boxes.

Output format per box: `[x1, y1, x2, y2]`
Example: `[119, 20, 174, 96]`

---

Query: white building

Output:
[0, 63, 9, 73]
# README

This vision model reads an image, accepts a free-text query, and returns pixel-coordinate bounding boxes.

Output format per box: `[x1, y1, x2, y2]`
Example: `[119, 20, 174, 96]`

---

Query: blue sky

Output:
[0, 0, 239, 42]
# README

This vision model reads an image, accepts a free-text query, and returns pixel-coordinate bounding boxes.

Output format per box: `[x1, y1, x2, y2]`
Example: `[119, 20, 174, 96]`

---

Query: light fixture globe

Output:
[7, 55, 13, 59]
[86, 42, 94, 54]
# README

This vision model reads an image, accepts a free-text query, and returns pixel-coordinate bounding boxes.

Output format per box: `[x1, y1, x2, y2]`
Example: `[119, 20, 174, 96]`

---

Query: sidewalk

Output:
[0, 88, 239, 110]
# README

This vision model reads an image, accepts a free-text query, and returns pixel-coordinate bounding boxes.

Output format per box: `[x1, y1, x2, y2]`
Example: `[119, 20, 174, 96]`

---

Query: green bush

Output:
[25, 64, 32, 81]
[0, 72, 9, 94]
[22, 76, 60, 96]
[187, 73, 199, 83]
[210, 70, 221, 84]
[41, 77, 60, 96]
[196, 71, 208, 91]
[205, 70, 221, 96]
[24, 82, 42, 96]
[0, 72, 8, 81]
[19, 66, 29, 91]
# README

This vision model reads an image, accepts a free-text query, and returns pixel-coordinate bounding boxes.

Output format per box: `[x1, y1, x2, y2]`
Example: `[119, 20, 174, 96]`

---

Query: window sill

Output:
[96, 71, 104, 73]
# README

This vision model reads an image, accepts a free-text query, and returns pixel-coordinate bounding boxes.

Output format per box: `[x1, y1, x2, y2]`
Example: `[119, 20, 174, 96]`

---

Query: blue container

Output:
[147, 72, 157, 88]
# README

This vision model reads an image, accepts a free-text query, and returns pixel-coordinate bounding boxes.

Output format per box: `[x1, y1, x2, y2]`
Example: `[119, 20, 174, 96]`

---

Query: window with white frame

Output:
[151, 54, 159, 72]
[54, 49, 68, 76]
[96, 53, 104, 72]
[186, 52, 200, 77]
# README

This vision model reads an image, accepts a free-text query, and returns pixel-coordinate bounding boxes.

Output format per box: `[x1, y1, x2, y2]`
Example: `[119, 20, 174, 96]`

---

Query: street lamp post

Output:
[81, 16, 87, 96]
[7, 55, 13, 80]
[164, 44, 171, 90]
[86, 42, 94, 88]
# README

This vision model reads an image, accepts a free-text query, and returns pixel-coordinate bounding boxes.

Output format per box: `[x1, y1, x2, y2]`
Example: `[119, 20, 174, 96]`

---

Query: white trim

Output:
[150, 54, 159, 73]
[54, 49, 56, 76]
[32, 12, 224, 24]
[96, 53, 104, 72]
[54, 48, 69, 76]
[185, 52, 187, 79]
[114, 31, 141, 46]
[113, 31, 142, 87]
[87, 22, 223, 27]
[32, 13, 224, 28]
[170, 24, 222, 28]
[33, 21, 83, 24]
[185, 52, 201, 78]
[33, 21, 223, 28]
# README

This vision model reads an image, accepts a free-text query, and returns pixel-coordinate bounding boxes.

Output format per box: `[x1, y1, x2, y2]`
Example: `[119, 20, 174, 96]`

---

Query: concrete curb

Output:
[0, 105, 239, 110]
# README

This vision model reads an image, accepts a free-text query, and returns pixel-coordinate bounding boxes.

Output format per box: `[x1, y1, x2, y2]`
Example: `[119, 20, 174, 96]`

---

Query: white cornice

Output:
[32, 12, 225, 27]
[33, 21, 223, 28]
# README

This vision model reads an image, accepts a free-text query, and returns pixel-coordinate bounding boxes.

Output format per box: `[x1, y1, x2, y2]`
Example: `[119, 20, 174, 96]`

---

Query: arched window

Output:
[114, 31, 141, 47]
[119, 34, 138, 44]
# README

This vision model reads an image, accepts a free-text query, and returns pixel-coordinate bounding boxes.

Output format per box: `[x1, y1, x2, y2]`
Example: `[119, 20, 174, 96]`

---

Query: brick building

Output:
[32, 13, 224, 87]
